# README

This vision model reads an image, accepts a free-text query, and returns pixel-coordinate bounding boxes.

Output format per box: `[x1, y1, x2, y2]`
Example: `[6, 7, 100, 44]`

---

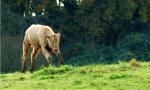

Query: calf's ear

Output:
[57, 33, 61, 37]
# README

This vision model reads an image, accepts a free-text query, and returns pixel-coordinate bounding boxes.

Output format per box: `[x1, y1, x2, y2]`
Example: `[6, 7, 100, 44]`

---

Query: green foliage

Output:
[67, 47, 116, 66]
[1, 0, 150, 73]
[61, 42, 85, 60]
[118, 33, 150, 60]
[1, 2, 25, 36]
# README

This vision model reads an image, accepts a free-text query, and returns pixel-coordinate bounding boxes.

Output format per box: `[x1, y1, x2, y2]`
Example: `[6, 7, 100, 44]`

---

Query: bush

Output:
[61, 42, 85, 60]
[117, 33, 150, 61]
[66, 46, 116, 66]
[113, 49, 136, 61]
[67, 33, 150, 66]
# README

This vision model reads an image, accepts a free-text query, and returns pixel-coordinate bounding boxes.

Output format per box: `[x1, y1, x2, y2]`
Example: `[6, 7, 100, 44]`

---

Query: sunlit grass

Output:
[0, 62, 150, 90]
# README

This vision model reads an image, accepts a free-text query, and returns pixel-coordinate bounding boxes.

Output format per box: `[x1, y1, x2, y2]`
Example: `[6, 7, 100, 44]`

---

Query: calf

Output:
[21, 24, 64, 73]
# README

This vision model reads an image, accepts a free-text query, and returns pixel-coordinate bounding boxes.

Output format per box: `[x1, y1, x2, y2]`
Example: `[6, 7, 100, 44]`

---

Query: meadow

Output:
[1, 1, 150, 90]
[1, 61, 150, 90]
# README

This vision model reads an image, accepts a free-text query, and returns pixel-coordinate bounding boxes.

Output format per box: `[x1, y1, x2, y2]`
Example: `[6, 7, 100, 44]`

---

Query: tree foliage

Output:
[1, 0, 150, 72]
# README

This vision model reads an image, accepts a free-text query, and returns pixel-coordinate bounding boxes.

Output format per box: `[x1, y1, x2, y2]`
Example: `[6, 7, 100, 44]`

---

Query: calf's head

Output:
[47, 33, 61, 52]
[47, 33, 64, 64]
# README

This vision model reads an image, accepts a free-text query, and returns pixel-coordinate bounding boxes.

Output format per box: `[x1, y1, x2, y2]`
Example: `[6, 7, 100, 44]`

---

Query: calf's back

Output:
[25, 24, 54, 47]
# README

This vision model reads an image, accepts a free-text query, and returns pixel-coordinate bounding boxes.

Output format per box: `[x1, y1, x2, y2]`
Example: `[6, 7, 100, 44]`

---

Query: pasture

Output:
[1, 0, 150, 90]
[1, 62, 150, 90]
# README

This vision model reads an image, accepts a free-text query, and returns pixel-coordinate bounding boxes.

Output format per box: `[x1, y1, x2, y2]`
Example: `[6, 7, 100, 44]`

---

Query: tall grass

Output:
[1, 35, 22, 72]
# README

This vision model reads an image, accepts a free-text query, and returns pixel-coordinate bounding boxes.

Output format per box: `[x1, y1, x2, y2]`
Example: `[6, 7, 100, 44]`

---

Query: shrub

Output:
[113, 49, 136, 61]
[66, 46, 116, 66]
[117, 33, 150, 61]
[61, 42, 85, 60]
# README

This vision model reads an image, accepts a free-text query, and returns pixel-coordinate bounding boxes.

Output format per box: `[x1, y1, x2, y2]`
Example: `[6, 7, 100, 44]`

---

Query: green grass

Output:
[1, 62, 150, 90]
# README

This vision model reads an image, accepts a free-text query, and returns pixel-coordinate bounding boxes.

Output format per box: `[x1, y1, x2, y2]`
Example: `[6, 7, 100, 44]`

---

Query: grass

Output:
[0, 62, 150, 90]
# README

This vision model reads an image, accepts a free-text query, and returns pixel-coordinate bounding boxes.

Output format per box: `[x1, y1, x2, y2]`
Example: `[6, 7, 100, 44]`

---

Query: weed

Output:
[129, 58, 141, 67]
[109, 73, 132, 79]
[73, 80, 82, 85]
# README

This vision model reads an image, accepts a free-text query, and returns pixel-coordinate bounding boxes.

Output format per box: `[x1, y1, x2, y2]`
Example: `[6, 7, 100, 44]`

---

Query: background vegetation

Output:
[1, 0, 150, 73]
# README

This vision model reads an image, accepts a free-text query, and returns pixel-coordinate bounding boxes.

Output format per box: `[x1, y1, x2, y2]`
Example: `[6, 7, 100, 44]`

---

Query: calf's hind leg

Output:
[30, 48, 40, 73]
[21, 42, 30, 73]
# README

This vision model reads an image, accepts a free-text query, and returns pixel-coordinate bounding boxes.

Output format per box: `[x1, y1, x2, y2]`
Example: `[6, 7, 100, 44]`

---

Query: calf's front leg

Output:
[42, 47, 52, 66]
[57, 51, 64, 65]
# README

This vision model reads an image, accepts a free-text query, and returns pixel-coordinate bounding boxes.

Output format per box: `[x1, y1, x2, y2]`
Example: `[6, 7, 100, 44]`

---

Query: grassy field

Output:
[0, 62, 150, 90]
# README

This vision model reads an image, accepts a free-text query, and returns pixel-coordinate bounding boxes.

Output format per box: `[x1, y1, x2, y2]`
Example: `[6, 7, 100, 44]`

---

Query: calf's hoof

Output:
[60, 61, 64, 65]
[30, 67, 34, 73]
[21, 69, 26, 73]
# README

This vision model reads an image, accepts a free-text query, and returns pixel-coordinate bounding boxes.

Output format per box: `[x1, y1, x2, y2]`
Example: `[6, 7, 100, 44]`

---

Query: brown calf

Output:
[21, 24, 64, 73]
